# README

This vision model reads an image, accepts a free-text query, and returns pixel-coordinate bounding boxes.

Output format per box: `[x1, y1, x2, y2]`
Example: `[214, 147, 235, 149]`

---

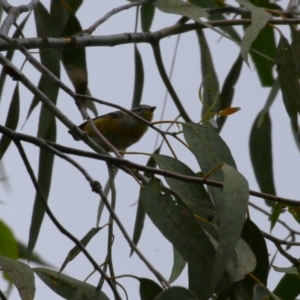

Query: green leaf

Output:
[132, 45, 144, 108]
[191, 0, 241, 42]
[258, 77, 280, 123]
[154, 0, 209, 19]
[141, 178, 215, 299]
[273, 269, 300, 300]
[50, 0, 83, 37]
[168, 246, 186, 284]
[33, 3, 60, 139]
[242, 219, 269, 287]
[273, 265, 300, 275]
[217, 55, 243, 132]
[0, 83, 19, 160]
[153, 154, 216, 222]
[0, 256, 35, 300]
[59, 227, 102, 273]
[139, 278, 162, 300]
[271, 202, 282, 231]
[61, 12, 97, 117]
[17, 241, 51, 266]
[249, 111, 276, 206]
[28, 119, 56, 257]
[212, 164, 249, 289]
[183, 123, 236, 220]
[226, 238, 256, 284]
[276, 35, 299, 130]
[251, 284, 272, 300]
[249, 26, 276, 86]
[141, 1, 155, 32]
[291, 29, 300, 115]
[287, 205, 300, 224]
[0, 221, 18, 259]
[155, 286, 199, 299]
[33, 268, 109, 300]
[197, 29, 220, 118]
[236, 0, 272, 65]
[62, 13, 87, 95]
[0, 13, 30, 103]
[130, 147, 160, 256]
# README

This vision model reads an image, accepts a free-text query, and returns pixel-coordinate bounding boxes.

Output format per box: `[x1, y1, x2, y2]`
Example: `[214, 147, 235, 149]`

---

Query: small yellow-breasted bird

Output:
[70, 105, 156, 151]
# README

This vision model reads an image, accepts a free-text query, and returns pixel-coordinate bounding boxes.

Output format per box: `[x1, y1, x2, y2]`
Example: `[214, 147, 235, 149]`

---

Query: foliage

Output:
[0, 0, 300, 299]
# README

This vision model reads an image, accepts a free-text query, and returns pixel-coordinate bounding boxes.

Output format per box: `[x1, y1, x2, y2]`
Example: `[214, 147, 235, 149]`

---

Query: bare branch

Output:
[86, 0, 153, 34]
[0, 19, 300, 51]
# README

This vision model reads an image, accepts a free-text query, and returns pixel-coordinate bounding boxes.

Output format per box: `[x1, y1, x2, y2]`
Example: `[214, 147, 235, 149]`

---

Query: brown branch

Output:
[263, 231, 300, 267]
[12, 139, 122, 299]
[249, 202, 300, 236]
[1, 125, 300, 207]
[2, 126, 169, 288]
[1, 18, 300, 51]
[86, 0, 152, 34]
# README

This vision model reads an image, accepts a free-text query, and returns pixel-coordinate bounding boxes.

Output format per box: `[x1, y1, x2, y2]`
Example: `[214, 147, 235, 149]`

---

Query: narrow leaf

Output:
[50, 0, 83, 37]
[236, 0, 272, 65]
[248, 26, 276, 86]
[217, 55, 243, 132]
[197, 29, 220, 118]
[154, 0, 209, 19]
[169, 246, 186, 284]
[59, 227, 102, 273]
[252, 284, 271, 300]
[0, 84, 19, 160]
[183, 123, 236, 219]
[0, 221, 18, 259]
[212, 164, 249, 289]
[154, 154, 216, 222]
[139, 278, 162, 300]
[155, 286, 198, 299]
[141, 1, 155, 32]
[191, 0, 241, 42]
[242, 219, 269, 286]
[17, 241, 51, 266]
[0, 256, 35, 300]
[28, 120, 56, 257]
[276, 35, 299, 130]
[249, 111, 276, 206]
[132, 45, 144, 108]
[33, 268, 109, 300]
[0, 13, 30, 103]
[141, 178, 215, 299]
[273, 270, 300, 300]
[34, 3, 60, 138]
[258, 77, 280, 124]
[271, 203, 282, 231]
[130, 147, 160, 256]
[226, 238, 256, 284]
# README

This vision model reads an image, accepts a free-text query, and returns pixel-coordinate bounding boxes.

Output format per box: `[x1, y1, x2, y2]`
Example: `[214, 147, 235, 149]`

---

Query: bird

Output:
[70, 105, 156, 151]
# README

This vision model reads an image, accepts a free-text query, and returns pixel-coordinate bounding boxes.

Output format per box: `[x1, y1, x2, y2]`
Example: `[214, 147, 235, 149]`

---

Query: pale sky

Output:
[0, 0, 300, 299]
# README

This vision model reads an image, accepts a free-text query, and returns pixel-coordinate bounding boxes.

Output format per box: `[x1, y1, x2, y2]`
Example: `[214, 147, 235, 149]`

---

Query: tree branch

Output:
[12, 138, 122, 299]
[1, 125, 300, 207]
[0, 19, 300, 51]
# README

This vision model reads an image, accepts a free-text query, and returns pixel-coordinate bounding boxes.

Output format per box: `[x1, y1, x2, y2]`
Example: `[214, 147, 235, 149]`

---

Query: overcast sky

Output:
[0, 0, 300, 299]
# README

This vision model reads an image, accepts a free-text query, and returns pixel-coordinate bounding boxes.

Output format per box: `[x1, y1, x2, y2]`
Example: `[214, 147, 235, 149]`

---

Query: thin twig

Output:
[263, 232, 300, 266]
[12, 139, 122, 299]
[262, 231, 300, 246]
[10, 130, 169, 287]
[151, 42, 191, 123]
[1, 19, 300, 52]
[1, 125, 300, 207]
[249, 202, 300, 236]
[86, 0, 152, 34]
[0, 0, 38, 35]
